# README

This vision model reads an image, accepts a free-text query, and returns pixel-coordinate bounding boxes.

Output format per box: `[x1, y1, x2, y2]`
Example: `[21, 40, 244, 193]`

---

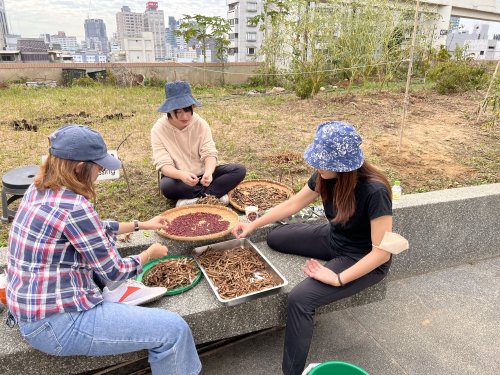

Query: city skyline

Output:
[4, 0, 227, 40]
[3, 1, 500, 43]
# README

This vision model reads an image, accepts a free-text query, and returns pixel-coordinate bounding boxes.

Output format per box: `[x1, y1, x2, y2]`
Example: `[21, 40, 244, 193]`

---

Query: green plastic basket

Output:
[136, 255, 202, 296]
[309, 361, 369, 375]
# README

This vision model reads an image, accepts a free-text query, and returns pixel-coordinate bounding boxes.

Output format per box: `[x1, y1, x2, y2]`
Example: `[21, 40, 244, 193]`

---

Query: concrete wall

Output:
[389, 183, 500, 280]
[0, 62, 260, 85]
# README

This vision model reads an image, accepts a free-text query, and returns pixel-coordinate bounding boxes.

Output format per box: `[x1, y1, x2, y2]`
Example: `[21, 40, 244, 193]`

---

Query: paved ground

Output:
[198, 256, 500, 375]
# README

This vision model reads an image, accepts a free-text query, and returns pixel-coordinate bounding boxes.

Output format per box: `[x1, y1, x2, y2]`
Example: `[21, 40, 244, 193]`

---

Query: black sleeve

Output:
[307, 171, 319, 191]
[367, 185, 392, 220]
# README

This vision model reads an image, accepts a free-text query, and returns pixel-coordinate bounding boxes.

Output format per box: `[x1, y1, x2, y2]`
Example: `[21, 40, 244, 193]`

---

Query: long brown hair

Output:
[34, 155, 97, 200]
[316, 160, 391, 224]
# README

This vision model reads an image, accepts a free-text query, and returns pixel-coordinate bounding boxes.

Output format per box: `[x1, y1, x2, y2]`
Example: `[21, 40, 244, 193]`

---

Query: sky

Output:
[4, 1, 500, 41]
[4, 0, 227, 40]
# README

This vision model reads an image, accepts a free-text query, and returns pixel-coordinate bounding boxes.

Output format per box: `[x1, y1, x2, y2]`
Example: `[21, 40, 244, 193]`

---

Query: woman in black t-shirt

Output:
[232, 121, 393, 375]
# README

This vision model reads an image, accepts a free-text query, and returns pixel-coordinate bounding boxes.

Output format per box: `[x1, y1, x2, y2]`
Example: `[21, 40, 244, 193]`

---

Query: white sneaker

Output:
[102, 279, 167, 306]
[219, 194, 229, 205]
[175, 197, 199, 207]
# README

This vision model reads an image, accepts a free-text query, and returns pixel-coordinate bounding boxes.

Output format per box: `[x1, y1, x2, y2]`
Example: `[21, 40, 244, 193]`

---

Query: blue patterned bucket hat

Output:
[303, 121, 364, 172]
[158, 80, 202, 113]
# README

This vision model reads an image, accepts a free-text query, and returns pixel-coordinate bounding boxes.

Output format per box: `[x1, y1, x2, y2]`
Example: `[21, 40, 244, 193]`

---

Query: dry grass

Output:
[0, 84, 498, 246]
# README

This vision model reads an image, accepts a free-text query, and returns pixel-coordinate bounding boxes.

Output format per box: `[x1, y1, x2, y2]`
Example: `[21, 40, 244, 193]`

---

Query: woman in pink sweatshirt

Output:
[151, 81, 246, 207]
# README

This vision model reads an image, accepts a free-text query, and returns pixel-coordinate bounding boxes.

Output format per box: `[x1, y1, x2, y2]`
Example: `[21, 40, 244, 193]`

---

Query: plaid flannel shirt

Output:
[6, 184, 142, 322]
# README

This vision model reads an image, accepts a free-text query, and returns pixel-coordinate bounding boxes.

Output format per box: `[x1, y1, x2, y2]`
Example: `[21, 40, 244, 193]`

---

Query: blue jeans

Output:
[16, 302, 201, 375]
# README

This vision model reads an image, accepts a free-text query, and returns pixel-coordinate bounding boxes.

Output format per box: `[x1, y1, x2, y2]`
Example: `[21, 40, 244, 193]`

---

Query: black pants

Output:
[266, 223, 389, 375]
[159, 163, 246, 200]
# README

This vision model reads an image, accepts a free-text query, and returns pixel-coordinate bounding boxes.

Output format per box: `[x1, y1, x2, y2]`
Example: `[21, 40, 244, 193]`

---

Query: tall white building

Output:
[143, 2, 166, 61]
[116, 6, 144, 50]
[0, 0, 8, 50]
[226, 1, 264, 62]
[116, 3, 167, 61]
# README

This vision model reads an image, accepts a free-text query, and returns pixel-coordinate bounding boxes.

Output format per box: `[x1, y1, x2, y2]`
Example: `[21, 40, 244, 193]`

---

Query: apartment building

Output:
[116, 6, 144, 50]
[226, 1, 264, 62]
[144, 2, 166, 61]
[116, 3, 167, 61]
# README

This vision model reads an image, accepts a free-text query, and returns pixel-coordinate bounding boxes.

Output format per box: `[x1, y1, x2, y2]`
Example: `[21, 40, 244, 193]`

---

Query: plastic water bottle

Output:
[392, 180, 402, 204]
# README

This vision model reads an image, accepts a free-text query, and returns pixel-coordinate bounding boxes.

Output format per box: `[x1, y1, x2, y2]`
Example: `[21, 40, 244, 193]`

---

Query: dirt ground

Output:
[220, 88, 498, 193]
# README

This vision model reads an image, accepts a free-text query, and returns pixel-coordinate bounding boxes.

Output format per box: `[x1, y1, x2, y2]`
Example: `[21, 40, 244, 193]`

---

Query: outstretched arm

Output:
[232, 183, 319, 238]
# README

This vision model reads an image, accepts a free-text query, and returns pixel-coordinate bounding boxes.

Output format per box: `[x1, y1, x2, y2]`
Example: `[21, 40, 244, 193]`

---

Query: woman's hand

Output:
[141, 243, 168, 264]
[142, 216, 170, 231]
[200, 172, 213, 187]
[302, 259, 341, 286]
[181, 171, 199, 186]
[232, 222, 254, 238]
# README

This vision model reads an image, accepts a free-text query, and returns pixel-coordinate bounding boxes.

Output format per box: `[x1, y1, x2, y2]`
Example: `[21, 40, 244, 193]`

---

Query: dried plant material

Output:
[118, 232, 132, 242]
[143, 258, 199, 290]
[164, 212, 230, 237]
[196, 246, 280, 300]
[231, 185, 291, 211]
[197, 195, 224, 206]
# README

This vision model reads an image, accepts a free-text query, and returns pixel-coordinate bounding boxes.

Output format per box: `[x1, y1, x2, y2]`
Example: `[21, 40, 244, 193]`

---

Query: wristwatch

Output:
[133, 220, 139, 232]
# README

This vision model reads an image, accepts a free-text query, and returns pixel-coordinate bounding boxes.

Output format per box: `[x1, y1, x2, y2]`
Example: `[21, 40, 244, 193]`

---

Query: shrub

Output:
[292, 60, 325, 100]
[71, 76, 98, 87]
[294, 75, 316, 99]
[144, 76, 164, 87]
[247, 65, 285, 87]
[104, 68, 118, 86]
[427, 61, 488, 94]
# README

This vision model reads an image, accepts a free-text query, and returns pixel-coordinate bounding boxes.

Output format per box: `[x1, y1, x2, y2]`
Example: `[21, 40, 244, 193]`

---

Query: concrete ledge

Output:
[0, 183, 498, 374]
[389, 183, 500, 280]
[0, 239, 386, 375]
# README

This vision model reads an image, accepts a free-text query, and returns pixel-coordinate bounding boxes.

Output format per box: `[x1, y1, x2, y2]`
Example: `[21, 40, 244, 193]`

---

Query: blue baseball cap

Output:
[303, 121, 364, 172]
[48, 124, 121, 170]
[158, 80, 202, 113]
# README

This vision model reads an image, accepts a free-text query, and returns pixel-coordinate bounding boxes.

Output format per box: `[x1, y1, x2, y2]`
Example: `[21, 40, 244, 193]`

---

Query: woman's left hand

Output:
[302, 259, 341, 286]
[143, 216, 170, 231]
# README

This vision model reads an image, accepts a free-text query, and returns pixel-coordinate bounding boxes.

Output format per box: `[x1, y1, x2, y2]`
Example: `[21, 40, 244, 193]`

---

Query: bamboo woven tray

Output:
[228, 179, 295, 212]
[157, 204, 239, 241]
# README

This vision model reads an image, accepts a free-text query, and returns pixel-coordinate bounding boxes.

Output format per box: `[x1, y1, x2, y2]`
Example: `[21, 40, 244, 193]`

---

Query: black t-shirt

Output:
[308, 172, 392, 260]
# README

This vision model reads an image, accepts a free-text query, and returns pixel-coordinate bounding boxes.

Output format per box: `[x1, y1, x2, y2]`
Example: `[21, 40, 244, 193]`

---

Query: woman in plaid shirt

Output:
[6, 125, 201, 375]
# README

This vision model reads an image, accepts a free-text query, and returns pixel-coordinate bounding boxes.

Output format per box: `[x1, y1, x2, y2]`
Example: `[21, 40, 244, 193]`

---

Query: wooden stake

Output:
[399, 0, 420, 153]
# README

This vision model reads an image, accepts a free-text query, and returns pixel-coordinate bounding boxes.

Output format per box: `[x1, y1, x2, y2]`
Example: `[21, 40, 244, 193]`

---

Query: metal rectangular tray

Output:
[192, 238, 288, 306]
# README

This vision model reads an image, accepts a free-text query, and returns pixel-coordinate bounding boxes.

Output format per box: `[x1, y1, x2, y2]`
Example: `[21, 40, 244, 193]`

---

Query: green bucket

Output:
[309, 361, 369, 375]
